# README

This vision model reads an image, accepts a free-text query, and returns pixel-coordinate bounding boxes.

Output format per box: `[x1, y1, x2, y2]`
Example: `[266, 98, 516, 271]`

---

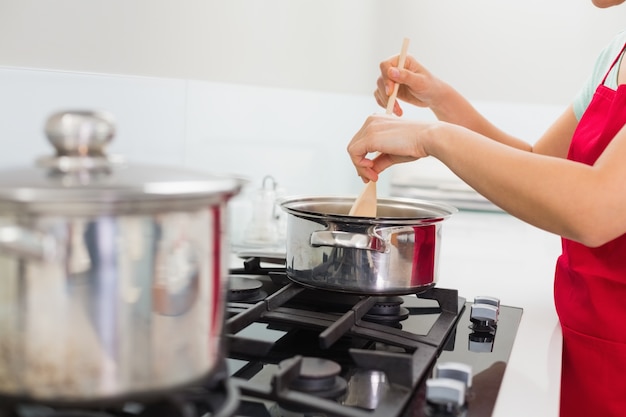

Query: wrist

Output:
[429, 82, 459, 121]
[423, 121, 451, 160]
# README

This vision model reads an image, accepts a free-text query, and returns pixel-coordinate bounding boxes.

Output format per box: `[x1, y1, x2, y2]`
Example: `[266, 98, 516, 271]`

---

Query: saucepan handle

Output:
[310, 230, 387, 253]
[0, 226, 56, 262]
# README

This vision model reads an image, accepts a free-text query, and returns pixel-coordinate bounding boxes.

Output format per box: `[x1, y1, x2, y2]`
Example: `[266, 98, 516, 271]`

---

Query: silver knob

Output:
[435, 362, 473, 389]
[425, 378, 466, 407]
[470, 303, 499, 334]
[470, 303, 499, 323]
[474, 296, 500, 309]
[45, 110, 115, 157]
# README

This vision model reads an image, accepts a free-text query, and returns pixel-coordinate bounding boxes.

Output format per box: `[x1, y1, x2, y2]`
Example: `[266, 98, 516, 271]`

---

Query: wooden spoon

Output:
[348, 37, 410, 217]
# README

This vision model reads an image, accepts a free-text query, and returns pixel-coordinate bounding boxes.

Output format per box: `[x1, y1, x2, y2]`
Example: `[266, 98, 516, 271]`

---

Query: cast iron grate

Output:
[226, 257, 465, 417]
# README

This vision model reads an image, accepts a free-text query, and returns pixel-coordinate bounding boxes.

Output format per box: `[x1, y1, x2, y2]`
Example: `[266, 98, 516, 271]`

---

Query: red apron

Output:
[555, 42, 626, 417]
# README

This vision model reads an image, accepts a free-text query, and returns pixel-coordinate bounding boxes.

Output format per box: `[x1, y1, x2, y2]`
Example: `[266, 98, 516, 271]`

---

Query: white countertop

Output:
[436, 210, 562, 417]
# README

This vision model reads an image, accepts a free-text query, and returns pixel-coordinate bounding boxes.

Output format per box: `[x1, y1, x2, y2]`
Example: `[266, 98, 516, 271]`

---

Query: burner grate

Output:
[225, 265, 466, 417]
[226, 282, 464, 354]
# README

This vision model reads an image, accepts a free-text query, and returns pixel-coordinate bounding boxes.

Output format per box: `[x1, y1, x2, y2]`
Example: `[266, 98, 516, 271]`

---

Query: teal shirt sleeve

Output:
[573, 30, 626, 120]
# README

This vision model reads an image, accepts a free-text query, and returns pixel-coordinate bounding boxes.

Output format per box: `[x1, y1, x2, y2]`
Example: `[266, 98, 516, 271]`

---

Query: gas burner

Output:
[279, 357, 347, 399]
[227, 276, 267, 302]
[362, 296, 410, 327]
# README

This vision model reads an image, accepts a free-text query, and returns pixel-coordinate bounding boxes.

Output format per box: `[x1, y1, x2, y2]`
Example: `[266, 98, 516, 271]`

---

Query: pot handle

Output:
[0, 226, 56, 262]
[310, 230, 387, 253]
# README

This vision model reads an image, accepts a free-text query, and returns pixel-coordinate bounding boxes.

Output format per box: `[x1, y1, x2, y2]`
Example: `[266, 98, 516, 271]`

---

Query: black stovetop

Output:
[225, 257, 523, 417]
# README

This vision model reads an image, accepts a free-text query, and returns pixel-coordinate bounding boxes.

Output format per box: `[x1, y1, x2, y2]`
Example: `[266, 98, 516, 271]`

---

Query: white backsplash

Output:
[0, 65, 565, 208]
[0, 66, 381, 198]
[0, 67, 188, 168]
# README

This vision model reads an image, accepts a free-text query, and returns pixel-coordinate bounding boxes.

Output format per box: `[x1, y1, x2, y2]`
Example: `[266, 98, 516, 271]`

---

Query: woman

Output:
[347, 1, 626, 415]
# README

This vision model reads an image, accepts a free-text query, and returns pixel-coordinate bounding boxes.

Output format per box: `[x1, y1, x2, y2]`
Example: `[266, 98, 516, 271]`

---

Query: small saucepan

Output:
[279, 195, 457, 295]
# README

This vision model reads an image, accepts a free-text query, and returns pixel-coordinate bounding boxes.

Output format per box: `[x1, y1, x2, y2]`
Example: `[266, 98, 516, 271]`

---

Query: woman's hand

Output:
[375, 53, 527, 149]
[347, 114, 440, 182]
[374, 54, 446, 116]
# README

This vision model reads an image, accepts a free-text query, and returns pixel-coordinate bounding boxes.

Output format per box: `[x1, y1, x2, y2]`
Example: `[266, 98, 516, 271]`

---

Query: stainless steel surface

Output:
[280, 195, 456, 224]
[45, 110, 115, 158]
[342, 370, 389, 410]
[0, 212, 226, 400]
[279, 196, 457, 295]
[0, 110, 243, 401]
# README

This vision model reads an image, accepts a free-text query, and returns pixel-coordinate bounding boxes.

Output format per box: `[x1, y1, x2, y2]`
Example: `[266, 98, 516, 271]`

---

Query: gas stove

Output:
[226, 255, 522, 417]
[0, 255, 521, 417]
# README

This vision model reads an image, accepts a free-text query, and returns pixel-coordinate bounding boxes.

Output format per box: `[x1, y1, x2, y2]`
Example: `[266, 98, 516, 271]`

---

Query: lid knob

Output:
[38, 110, 119, 173]
[45, 110, 115, 157]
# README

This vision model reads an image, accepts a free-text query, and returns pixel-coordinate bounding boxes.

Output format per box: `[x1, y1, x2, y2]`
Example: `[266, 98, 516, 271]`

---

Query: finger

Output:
[393, 100, 403, 117]
[347, 144, 378, 183]
[385, 79, 395, 97]
[347, 118, 378, 164]
[388, 56, 426, 90]
[356, 166, 379, 182]
[371, 153, 396, 174]
[346, 140, 375, 170]
[373, 89, 385, 109]
[376, 76, 386, 95]
[350, 156, 377, 182]
[402, 55, 425, 74]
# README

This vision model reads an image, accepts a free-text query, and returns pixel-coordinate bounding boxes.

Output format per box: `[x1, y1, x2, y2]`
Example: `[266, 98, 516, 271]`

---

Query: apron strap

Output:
[601, 42, 626, 85]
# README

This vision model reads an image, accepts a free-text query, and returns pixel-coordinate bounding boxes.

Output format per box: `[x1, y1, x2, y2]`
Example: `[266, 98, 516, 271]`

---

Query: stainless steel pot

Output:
[279, 196, 457, 295]
[0, 111, 243, 401]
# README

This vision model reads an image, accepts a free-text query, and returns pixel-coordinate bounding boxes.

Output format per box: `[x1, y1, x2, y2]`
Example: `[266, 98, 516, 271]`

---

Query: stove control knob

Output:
[435, 362, 473, 389]
[425, 378, 466, 407]
[474, 296, 500, 309]
[470, 303, 499, 322]
[470, 303, 499, 331]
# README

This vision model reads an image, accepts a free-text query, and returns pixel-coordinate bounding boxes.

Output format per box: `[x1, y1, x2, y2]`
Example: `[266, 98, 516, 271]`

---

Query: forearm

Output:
[426, 123, 609, 246]
[429, 82, 533, 152]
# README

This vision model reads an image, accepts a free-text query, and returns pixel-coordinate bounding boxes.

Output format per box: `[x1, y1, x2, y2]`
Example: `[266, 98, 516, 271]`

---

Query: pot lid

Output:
[0, 110, 243, 214]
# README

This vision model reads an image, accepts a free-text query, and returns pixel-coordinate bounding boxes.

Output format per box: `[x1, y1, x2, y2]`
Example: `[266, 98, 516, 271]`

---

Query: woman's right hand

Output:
[374, 54, 446, 116]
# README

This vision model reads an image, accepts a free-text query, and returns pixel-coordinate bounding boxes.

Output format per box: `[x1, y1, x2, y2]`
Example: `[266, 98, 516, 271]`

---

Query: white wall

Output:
[0, 67, 376, 196]
[1, 1, 624, 225]
[1, 1, 625, 105]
